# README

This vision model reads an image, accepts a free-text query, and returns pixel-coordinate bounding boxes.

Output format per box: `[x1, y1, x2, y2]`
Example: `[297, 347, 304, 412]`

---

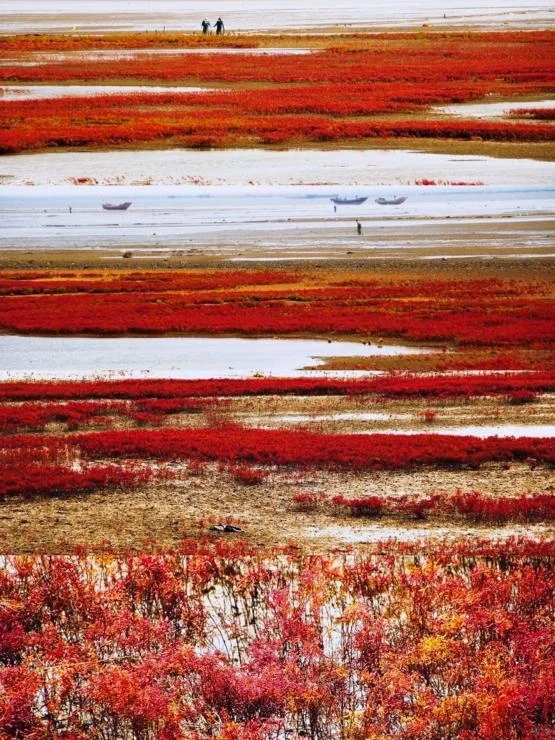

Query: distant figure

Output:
[201, 18, 211, 34]
[356, 219, 362, 235]
[68, 206, 72, 214]
[214, 17, 224, 34]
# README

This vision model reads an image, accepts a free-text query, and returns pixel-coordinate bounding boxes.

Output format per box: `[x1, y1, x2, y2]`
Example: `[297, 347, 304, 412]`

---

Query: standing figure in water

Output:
[356, 219, 362, 235]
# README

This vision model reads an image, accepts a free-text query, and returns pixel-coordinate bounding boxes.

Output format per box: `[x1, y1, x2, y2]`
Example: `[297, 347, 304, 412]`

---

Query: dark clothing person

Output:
[215, 17, 224, 34]
[201, 18, 211, 34]
[356, 220, 362, 235]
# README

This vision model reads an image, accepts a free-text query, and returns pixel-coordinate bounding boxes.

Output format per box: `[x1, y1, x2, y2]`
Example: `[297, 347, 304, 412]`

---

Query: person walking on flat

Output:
[215, 17, 224, 34]
[201, 18, 211, 34]
[356, 219, 362, 235]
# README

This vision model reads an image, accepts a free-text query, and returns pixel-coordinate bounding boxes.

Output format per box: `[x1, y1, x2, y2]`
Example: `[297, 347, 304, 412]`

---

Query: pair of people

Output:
[201, 17, 224, 34]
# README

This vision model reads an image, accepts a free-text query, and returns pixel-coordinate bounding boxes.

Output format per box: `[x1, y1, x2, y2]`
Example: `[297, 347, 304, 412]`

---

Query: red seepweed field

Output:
[2, 539, 553, 739]
[1, 265, 554, 351]
[1, 29, 554, 154]
[0, 261, 554, 740]
[1, 21, 554, 740]
[1, 261, 553, 548]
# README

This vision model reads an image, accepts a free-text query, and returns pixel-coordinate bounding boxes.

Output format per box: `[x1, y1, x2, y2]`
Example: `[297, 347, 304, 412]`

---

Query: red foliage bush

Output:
[0, 399, 128, 433]
[508, 107, 555, 120]
[224, 463, 266, 486]
[0, 445, 162, 498]
[5, 427, 551, 471]
[451, 491, 555, 522]
[397, 495, 438, 520]
[1, 372, 553, 404]
[0, 541, 552, 738]
[328, 491, 554, 523]
[505, 390, 538, 405]
[0, 395, 222, 434]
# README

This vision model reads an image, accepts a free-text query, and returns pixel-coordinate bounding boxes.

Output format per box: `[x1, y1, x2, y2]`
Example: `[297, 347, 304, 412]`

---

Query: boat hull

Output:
[102, 202, 132, 211]
[331, 197, 368, 205]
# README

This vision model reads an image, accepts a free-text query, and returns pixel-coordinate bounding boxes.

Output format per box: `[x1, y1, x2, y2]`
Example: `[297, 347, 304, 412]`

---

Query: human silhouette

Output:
[214, 17, 224, 34]
[201, 18, 211, 34]
[356, 220, 362, 235]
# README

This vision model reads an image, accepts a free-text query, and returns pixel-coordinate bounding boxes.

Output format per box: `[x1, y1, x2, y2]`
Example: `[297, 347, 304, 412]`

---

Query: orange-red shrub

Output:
[0, 541, 552, 738]
[1, 269, 553, 350]
[1, 31, 553, 152]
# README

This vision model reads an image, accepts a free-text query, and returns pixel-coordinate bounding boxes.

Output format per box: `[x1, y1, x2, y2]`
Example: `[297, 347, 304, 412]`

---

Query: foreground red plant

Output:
[0, 539, 552, 738]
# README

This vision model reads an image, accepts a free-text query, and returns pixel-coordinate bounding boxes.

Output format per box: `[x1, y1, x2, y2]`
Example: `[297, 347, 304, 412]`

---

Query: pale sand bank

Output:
[2, 149, 554, 187]
[1, 0, 553, 34]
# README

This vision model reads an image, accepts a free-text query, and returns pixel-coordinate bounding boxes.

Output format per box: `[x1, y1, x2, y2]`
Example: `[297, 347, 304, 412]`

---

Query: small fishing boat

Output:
[102, 201, 132, 211]
[375, 196, 407, 205]
[331, 196, 368, 205]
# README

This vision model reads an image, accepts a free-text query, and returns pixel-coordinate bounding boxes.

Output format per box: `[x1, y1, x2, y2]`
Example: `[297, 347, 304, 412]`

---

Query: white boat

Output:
[375, 196, 407, 205]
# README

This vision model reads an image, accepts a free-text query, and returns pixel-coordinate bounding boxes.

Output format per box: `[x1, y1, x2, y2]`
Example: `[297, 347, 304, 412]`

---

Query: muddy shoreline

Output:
[1, 249, 553, 274]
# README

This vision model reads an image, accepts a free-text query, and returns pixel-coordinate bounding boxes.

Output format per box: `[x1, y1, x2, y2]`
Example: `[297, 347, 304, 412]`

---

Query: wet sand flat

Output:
[2, 0, 553, 34]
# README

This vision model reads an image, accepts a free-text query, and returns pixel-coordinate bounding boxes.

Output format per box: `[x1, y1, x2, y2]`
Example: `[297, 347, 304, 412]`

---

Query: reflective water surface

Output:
[0, 335, 433, 380]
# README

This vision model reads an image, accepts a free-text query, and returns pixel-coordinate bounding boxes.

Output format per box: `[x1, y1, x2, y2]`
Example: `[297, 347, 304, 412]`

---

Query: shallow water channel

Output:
[0, 335, 432, 380]
[2, 183, 554, 252]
